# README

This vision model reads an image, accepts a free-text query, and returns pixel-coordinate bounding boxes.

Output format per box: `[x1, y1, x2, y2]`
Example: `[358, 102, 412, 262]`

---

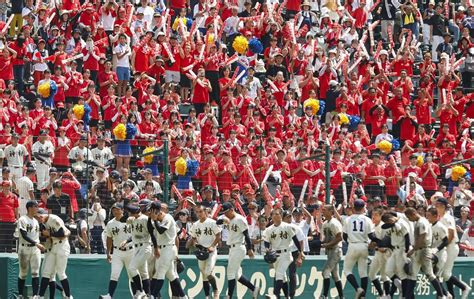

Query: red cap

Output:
[222, 189, 230, 195]
[182, 189, 193, 197]
[58, 126, 66, 132]
[231, 184, 240, 191]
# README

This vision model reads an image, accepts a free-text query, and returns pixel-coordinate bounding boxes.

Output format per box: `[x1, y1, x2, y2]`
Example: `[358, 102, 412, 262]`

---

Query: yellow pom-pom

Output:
[143, 147, 155, 164]
[338, 113, 349, 125]
[451, 165, 467, 181]
[303, 98, 320, 115]
[377, 140, 393, 154]
[38, 82, 50, 98]
[416, 155, 424, 167]
[113, 123, 127, 141]
[175, 157, 187, 176]
[232, 35, 248, 55]
[207, 33, 215, 45]
[72, 104, 85, 120]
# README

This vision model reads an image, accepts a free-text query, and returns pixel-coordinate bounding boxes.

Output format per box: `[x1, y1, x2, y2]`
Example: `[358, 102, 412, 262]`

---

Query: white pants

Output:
[227, 244, 246, 280]
[412, 248, 436, 281]
[42, 239, 70, 281]
[198, 248, 217, 280]
[441, 244, 459, 281]
[153, 245, 178, 281]
[18, 245, 41, 279]
[35, 162, 50, 190]
[343, 243, 368, 278]
[368, 251, 389, 281]
[422, 23, 431, 45]
[110, 248, 133, 281]
[434, 248, 447, 280]
[129, 244, 152, 279]
[274, 251, 292, 281]
[431, 35, 444, 62]
[323, 248, 341, 280]
[386, 248, 408, 280]
[18, 198, 28, 217]
[9, 166, 23, 187]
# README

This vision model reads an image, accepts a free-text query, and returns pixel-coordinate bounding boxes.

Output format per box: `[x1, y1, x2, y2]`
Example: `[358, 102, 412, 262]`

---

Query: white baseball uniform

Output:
[368, 221, 390, 282]
[343, 214, 374, 278]
[226, 213, 250, 280]
[17, 215, 41, 279]
[385, 219, 411, 280]
[91, 146, 114, 166]
[41, 214, 70, 281]
[16, 176, 34, 217]
[439, 212, 459, 280]
[128, 214, 152, 279]
[67, 146, 93, 170]
[4, 143, 27, 185]
[190, 218, 221, 278]
[152, 213, 179, 281]
[411, 217, 436, 280]
[431, 220, 448, 278]
[31, 140, 54, 189]
[322, 217, 343, 280]
[263, 222, 296, 281]
[106, 218, 134, 281]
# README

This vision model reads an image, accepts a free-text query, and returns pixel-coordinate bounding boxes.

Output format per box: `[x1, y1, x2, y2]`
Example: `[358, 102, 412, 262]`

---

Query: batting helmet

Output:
[264, 250, 278, 264]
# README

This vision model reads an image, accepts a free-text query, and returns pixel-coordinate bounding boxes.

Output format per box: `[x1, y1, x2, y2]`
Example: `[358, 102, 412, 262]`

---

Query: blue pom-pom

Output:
[317, 100, 325, 116]
[83, 103, 91, 124]
[391, 139, 400, 150]
[186, 18, 192, 29]
[248, 38, 263, 54]
[186, 159, 199, 176]
[126, 123, 137, 139]
[349, 115, 360, 131]
[49, 81, 58, 96]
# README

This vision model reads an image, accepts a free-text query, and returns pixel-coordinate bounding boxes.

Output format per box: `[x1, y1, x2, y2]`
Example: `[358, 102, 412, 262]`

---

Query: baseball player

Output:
[35, 208, 73, 299]
[91, 136, 115, 169]
[404, 207, 445, 299]
[217, 202, 259, 299]
[435, 198, 472, 299]
[16, 167, 36, 216]
[68, 135, 93, 170]
[283, 210, 305, 299]
[17, 200, 44, 299]
[148, 201, 187, 299]
[342, 199, 375, 298]
[368, 207, 391, 298]
[126, 204, 152, 299]
[381, 211, 411, 298]
[100, 203, 134, 299]
[4, 133, 28, 187]
[189, 204, 221, 299]
[320, 205, 344, 299]
[426, 207, 450, 297]
[31, 130, 55, 189]
[263, 208, 303, 299]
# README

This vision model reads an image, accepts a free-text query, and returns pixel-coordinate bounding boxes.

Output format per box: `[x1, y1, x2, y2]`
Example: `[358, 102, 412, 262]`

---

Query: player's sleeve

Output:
[189, 223, 196, 238]
[295, 226, 304, 242]
[262, 227, 270, 242]
[105, 223, 113, 238]
[212, 220, 221, 234]
[17, 217, 26, 231]
[238, 216, 249, 231]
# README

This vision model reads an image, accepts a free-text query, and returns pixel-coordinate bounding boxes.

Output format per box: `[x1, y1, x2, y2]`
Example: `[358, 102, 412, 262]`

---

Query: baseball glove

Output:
[195, 248, 210, 261]
[264, 250, 278, 264]
[176, 258, 185, 273]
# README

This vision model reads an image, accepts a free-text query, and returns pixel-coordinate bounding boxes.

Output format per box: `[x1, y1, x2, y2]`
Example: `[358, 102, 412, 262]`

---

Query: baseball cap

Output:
[222, 189, 231, 195]
[49, 167, 58, 173]
[26, 200, 39, 209]
[292, 207, 303, 215]
[110, 170, 121, 179]
[435, 197, 449, 206]
[231, 184, 240, 191]
[221, 202, 234, 213]
[149, 201, 161, 210]
[126, 204, 141, 214]
[26, 167, 36, 173]
[354, 199, 366, 208]
[111, 203, 124, 210]
[37, 208, 48, 215]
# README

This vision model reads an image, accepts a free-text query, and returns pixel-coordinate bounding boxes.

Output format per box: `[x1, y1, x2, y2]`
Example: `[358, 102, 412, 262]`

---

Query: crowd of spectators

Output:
[0, 0, 474, 256]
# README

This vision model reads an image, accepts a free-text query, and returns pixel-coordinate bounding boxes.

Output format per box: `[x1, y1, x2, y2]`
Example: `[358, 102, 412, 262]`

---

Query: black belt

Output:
[53, 240, 63, 245]
[230, 244, 244, 248]
[157, 244, 173, 249]
[134, 243, 149, 248]
[10, 166, 21, 168]
[114, 245, 133, 251]
[276, 249, 288, 253]
[21, 243, 36, 247]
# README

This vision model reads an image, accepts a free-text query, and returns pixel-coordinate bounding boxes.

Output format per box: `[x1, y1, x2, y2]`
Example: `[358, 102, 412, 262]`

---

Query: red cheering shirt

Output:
[290, 160, 313, 186]
[192, 80, 210, 104]
[420, 163, 440, 191]
[0, 192, 18, 223]
[363, 163, 384, 185]
[386, 96, 409, 122]
[170, 0, 186, 9]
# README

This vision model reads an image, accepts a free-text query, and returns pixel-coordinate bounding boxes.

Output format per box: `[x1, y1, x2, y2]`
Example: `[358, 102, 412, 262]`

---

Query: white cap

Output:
[329, 80, 339, 86]
[459, 5, 466, 11]
[379, 49, 389, 56]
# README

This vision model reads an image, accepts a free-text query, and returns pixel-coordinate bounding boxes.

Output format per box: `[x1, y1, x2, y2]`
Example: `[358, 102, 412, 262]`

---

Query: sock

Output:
[440, 282, 448, 296]
[407, 280, 417, 299]
[335, 280, 344, 297]
[48, 281, 56, 299]
[151, 279, 164, 297]
[449, 276, 467, 290]
[108, 280, 118, 296]
[32, 277, 39, 295]
[401, 279, 408, 298]
[238, 275, 255, 291]
[171, 279, 185, 297]
[361, 277, 368, 293]
[18, 278, 25, 296]
[208, 275, 217, 291]
[55, 283, 63, 291]
[274, 280, 284, 298]
[132, 275, 143, 292]
[323, 278, 330, 296]
[431, 278, 444, 296]
[39, 278, 49, 296]
[282, 282, 289, 297]
[169, 277, 177, 296]
[372, 278, 384, 296]
[60, 279, 71, 297]
[130, 281, 137, 294]
[383, 280, 391, 296]
[447, 279, 455, 296]
[228, 279, 236, 296]
[142, 279, 150, 295]
[203, 281, 210, 296]
[346, 274, 359, 289]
